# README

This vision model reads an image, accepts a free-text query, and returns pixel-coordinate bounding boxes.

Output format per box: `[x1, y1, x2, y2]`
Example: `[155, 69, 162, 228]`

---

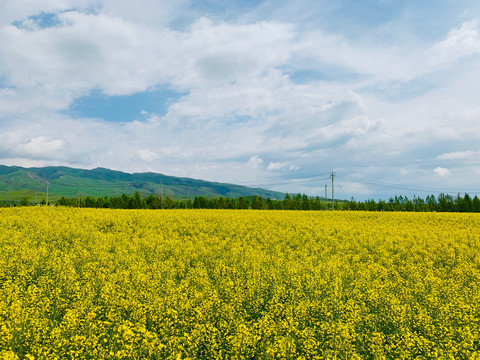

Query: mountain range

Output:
[0, 165, 285, 203]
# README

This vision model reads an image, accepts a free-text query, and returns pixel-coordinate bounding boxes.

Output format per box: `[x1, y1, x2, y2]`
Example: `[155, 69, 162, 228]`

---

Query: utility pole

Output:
[46, 181, 49, 206]
[77, 190, 81, 207]
[325, 185, 328, 210]
[331, 172, 335, 210]
[185, 194, 188, 209]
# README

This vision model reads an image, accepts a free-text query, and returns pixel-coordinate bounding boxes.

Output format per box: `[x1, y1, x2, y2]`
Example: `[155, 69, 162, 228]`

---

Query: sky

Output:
[1, 0, 480, 200]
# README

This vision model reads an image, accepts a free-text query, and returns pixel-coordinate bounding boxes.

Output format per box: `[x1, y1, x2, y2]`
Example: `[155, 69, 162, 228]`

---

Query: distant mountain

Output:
[0, 165, 285, 202]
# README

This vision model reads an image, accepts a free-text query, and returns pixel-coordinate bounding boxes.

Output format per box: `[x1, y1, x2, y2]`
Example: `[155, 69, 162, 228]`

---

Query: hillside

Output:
[0, 165, 285, 202]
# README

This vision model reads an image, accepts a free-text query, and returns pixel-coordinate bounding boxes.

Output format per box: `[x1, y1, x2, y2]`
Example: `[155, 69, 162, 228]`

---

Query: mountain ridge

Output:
[0, 165, 285, 202]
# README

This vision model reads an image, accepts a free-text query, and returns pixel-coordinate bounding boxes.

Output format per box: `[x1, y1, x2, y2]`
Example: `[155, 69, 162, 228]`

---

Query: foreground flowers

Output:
[0, 207, 479, 359]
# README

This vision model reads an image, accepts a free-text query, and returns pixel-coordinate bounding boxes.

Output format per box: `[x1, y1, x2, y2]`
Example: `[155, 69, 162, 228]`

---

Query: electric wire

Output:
[47, 172, 334, 189]
[336, 172, 480, 194]
[236, 172, 332, 184]
[244, 176, 331, 187]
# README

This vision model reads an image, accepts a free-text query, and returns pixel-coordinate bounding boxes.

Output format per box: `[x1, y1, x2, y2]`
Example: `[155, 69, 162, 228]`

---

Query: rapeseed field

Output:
[0, 207, 479, 359]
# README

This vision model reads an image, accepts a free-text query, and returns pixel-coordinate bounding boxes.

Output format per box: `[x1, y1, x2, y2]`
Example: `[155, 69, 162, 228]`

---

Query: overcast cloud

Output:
[1, 0, 480, 200]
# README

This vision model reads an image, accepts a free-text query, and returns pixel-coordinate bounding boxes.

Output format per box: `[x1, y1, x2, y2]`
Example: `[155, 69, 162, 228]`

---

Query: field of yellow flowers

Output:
[1, 207, 479, 359]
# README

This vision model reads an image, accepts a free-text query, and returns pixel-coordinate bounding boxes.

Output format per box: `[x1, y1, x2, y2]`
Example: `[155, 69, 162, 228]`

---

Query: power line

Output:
[246, 176, 331, 187]
[336, 181, 349, 201]
[48, 174, 333, 189]
[336, 172, 480, 194]
[237, 172, 332, 184]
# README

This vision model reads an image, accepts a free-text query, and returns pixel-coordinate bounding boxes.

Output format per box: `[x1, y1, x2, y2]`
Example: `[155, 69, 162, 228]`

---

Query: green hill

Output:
[0, 165, 285, 203]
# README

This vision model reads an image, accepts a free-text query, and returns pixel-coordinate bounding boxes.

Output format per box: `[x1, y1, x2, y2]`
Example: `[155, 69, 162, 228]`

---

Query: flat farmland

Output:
[0, 208, 479, 359]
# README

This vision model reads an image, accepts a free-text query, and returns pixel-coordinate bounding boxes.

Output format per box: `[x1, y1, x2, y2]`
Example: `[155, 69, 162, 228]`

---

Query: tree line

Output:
[3, 191, 480, 213]
[52, 192, 328, 210]
[343, 193, 480, 212]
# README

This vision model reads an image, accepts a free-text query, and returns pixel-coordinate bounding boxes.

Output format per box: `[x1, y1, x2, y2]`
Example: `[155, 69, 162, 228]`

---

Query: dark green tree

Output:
[473, 195, 480, 212]
[251, 196, 265, 210]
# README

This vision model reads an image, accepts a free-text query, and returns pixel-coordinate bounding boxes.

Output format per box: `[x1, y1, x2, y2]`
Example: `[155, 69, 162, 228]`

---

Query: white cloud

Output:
[433, 167, 451, 177]
[136, 149, 158, 163]
[427, 20, 480, 67]
[0, 13, 295, 114]
[0, 12, 162, 98]
[247, 155, 263, 169]
[437, 150, 476, 160]
[12, 136, 66, 160]
[266, 162, 298, 172]
[267, 162, 287, 171]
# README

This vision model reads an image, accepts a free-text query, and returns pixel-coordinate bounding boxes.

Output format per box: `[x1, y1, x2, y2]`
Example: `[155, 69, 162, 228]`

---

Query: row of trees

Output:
[344, 193, 480, 213]
[54, 192, 480, 212]
[52, 192, 331, 210]
[4, 192, 480, 213]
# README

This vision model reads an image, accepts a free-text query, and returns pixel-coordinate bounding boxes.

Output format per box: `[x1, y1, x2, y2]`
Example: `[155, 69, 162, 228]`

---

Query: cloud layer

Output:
[1, 0, 480, 199]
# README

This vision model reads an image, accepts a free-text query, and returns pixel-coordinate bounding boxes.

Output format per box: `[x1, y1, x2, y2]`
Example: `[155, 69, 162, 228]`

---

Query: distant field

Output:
[1, 208, 479, 359]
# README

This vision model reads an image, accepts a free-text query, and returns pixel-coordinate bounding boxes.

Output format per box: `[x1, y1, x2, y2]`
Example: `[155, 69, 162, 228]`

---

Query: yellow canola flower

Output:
[0, 207, 479, 359]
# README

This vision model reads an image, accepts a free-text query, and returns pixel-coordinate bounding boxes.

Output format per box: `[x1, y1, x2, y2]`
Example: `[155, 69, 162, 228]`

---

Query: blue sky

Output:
[1, 0, 480, 200]
[68, 88, 185, 122]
